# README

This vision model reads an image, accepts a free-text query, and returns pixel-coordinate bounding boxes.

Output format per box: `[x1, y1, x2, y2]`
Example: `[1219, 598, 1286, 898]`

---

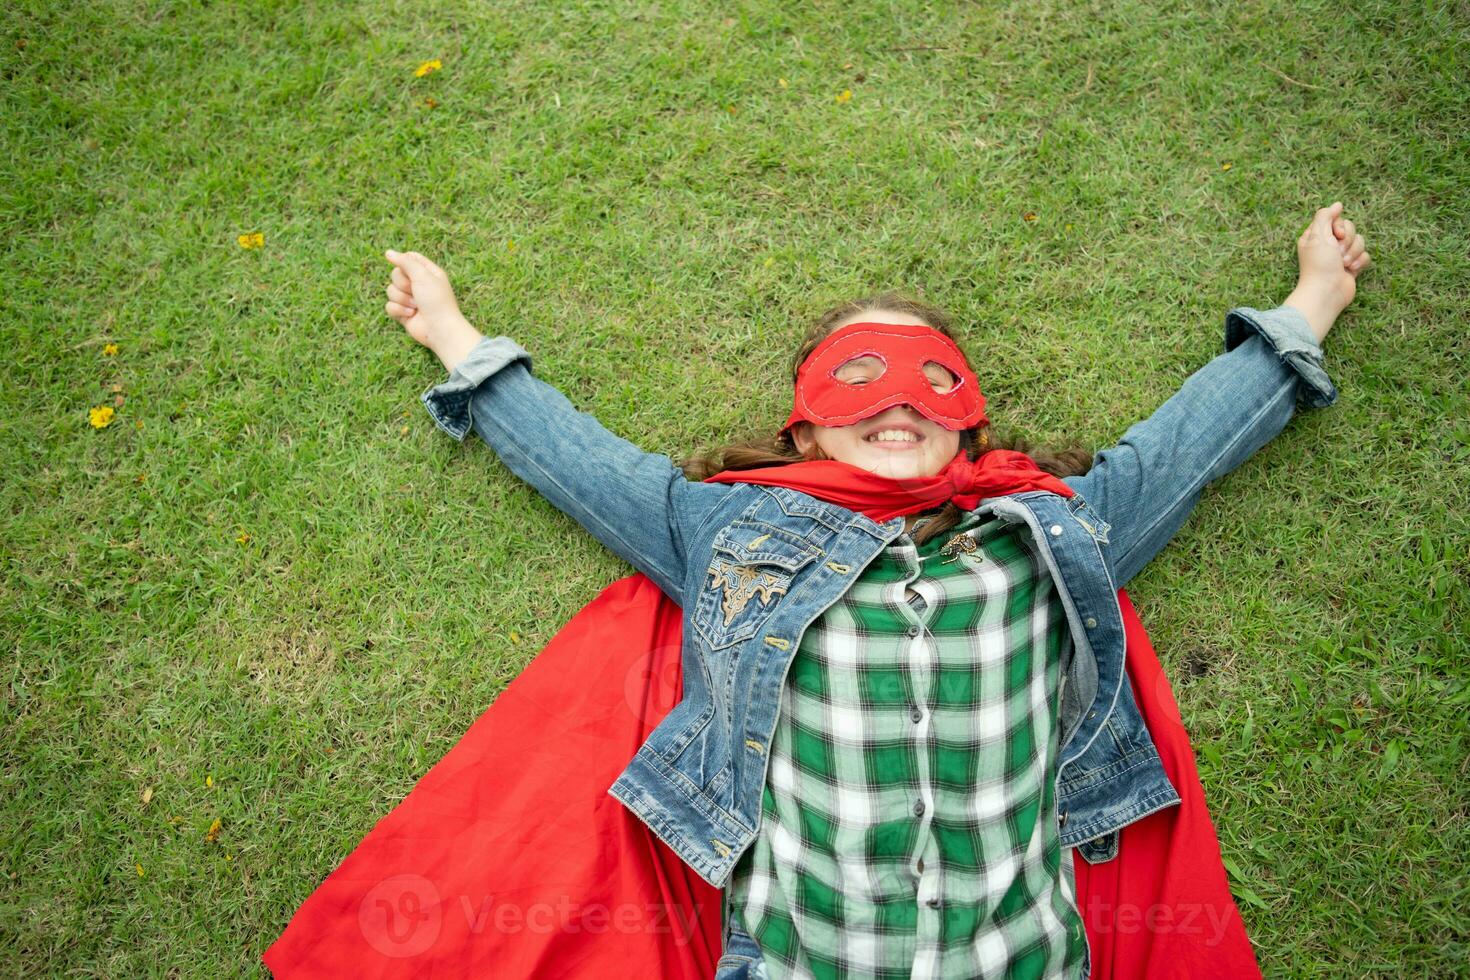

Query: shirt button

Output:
[916, 858, 926, 872]
[1049, 524, 1063, 537]
[913, 799, 925, 817]
[1085, 617, 1098, 628]
[910, 707, 922, 723]
[926, 897, 940, 909]
[907, 624, 921, 637]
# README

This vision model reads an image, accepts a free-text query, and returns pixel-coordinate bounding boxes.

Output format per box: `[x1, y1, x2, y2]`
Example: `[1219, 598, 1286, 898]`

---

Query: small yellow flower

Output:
[835, 89, 852, 103]
[237, 232, 264, 249]
[206, 774, 214, 787]
[507, 239, 516, 252]
[205, 817, 222, 843]
[414, 58, 442, 78]
[399, 424, 410, 436]
[423, 97, 439, 109]
[103, 343, 119, 356]
[136, 863, 145, 877]
[234, 532, 249, 545]
[1023, 212, 1038, 222]
[1221, 162, 1232, 171]
[510, 631, 521, 644]
[89, 405, 116, 429]
[778, 78, 788, 88]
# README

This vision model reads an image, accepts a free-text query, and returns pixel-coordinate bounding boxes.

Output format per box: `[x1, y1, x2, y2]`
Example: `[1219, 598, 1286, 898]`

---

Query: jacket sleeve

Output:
[419, 335, 729, 604]
[1061, 304, 1339, 589]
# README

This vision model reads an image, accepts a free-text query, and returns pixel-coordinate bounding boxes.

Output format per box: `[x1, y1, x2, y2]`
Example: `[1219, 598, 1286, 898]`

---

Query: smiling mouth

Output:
[864, 430, 924, 449]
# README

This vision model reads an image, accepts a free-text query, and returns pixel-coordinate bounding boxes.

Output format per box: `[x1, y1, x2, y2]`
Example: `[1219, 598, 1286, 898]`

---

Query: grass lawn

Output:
[2, 0, 1466, 974]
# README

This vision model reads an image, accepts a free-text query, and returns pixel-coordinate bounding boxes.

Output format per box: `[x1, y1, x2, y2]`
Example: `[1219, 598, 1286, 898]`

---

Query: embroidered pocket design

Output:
[692, 521, 819, 650]
[708, 561, 789, 625]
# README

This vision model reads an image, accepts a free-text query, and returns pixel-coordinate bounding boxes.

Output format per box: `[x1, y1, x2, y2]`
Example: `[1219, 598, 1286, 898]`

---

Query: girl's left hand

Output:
[1296, 202, 1371, 312]
[1285, 203, 1372, 343]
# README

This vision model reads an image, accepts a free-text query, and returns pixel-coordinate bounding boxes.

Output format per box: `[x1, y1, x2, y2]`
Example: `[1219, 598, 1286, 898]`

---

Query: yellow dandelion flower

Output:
[507, 239, 516, 252]
[510, 631, 521, 644]
[136, 863, 145, 877]
[237, 232, 264, 249]
[1065, 223, 1074, 231]
[778, 78, 788, 88]
[235, 532, 249, 545]
[414, 59, 442, 78]
[206, 774, 214, 787]
[835, 89, 852, 103]
[103, 343, 119, 356]
[89, 405, 115, 429]
[205, 817, 222, 843]
[1221, 162, 1232, 171]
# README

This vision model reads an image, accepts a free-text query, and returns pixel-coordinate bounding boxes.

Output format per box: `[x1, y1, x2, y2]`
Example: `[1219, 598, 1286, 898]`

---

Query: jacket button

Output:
[913, 799, 925, 817]
[1085, 617, 1097, 628]
[1049, 524, 1063, 536]
[1059, 808, 1068, 827]
[910, 707, 922, 723]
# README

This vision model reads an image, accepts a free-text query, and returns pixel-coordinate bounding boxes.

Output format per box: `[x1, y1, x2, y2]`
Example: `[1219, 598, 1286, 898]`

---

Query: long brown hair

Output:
[677, 291, 1095, 547]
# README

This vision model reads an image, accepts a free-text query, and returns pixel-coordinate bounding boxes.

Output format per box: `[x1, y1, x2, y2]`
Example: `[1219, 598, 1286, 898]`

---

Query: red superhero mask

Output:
[782, 321, 988, 433]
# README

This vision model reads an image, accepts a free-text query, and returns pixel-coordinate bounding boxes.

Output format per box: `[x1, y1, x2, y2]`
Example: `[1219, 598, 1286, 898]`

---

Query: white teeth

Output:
[866, 430, 919, 443]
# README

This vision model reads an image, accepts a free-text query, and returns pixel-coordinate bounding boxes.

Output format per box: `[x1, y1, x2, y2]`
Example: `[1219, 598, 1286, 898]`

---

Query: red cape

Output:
[263, 571, 1261, 977]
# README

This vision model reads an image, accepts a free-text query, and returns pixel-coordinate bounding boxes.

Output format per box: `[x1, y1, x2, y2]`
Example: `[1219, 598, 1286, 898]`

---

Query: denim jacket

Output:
[421, 305, 1336, 977]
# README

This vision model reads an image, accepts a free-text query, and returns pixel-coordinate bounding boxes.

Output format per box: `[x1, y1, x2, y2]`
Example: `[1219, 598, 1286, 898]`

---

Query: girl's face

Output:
[789, 309, 964, 480]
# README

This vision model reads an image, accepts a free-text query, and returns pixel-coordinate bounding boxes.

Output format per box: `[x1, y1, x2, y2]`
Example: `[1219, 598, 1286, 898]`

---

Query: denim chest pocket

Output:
[1066, 494, 1112, 544]
[693, 521, 820, 650]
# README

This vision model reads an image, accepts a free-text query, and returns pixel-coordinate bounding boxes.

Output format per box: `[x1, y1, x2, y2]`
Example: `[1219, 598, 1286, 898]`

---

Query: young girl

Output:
[380, 204, 1369, 980]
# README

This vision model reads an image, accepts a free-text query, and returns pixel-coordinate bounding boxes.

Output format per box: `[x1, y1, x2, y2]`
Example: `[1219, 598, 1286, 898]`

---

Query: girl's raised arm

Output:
[384, 250, 728, 603]
[1061, 204, 1369, 588]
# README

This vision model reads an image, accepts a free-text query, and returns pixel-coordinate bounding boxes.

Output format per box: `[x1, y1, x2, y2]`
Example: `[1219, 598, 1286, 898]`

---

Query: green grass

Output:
[2, 0, 1466, 974]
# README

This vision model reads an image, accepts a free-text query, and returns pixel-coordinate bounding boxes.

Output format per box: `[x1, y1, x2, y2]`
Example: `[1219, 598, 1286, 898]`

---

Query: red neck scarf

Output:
[702, 448, 1074, 522]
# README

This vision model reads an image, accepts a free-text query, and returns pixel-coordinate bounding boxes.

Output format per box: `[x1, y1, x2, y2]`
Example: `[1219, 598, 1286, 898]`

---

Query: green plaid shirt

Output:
[726, 508, 1088, 979]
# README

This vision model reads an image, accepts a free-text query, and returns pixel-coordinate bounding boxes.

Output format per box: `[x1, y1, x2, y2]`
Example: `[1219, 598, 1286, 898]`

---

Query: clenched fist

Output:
[383, 249, 485, 373]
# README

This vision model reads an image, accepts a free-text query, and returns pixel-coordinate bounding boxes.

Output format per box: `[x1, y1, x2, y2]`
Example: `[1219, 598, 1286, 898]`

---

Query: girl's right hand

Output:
[383, 249, 471, 350]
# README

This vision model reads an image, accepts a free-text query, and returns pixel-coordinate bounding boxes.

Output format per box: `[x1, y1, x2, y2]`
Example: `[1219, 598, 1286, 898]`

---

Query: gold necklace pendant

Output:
[938, 532, 979, 564]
